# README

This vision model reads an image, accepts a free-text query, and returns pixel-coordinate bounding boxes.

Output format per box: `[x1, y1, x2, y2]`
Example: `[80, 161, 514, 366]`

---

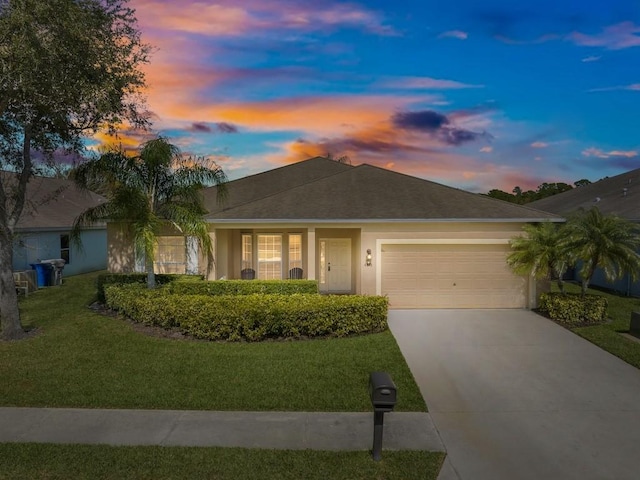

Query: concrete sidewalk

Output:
[0, 407, 444, 451]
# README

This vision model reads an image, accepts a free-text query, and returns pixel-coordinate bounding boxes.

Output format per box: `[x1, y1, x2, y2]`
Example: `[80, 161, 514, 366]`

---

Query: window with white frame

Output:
[154, 236, 186, 274]
[60, 234, 70, 264]
[242, 234, 253, 270]
[289, 234, 302, 271]
[257, 234, 282, 280]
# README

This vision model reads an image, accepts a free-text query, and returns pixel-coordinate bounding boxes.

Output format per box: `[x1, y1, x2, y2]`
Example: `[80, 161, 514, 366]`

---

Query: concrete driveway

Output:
[389, 309, 640, 480]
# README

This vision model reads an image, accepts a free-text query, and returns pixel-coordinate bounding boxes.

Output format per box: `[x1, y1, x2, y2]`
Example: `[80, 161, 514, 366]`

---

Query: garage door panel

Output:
[381, 244, 527, 309]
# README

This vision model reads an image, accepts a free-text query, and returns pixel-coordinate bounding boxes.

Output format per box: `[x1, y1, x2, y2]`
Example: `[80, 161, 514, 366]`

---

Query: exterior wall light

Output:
[366, 249, 372, 267]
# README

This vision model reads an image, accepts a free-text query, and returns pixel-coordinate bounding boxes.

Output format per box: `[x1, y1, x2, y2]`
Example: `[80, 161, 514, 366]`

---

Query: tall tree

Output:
[507, 221, 569, 293]
[563, 207, 640, 296]
[71, 137, 227, 289]
[0, 0, 150, 340]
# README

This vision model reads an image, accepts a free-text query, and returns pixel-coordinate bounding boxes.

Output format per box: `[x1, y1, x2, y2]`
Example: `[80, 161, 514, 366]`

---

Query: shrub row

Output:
[96, 273, 204, 302]
[167, 280, 318, 296]
[104, 284, 388, 342]
[538, 292, 608, 324]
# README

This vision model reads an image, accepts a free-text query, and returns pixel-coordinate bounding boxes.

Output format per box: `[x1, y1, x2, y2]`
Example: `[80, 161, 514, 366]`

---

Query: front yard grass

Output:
[0, 443, 445, 480]
[0, 272, 426, 412]
[552, 282, 640, 369]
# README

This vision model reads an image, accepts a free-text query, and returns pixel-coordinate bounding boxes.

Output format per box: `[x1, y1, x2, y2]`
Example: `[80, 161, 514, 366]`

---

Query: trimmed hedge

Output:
[538, 292, 608, 324]
[96, 273, 204, 302]
[167, 280, 318, 296]
[104, 285, 388, 342]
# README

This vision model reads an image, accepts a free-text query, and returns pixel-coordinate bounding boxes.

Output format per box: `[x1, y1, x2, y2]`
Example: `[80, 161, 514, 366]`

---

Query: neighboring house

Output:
[9, 174, 107, 277]
[529, 167, 640, 296]
[107, 157, 561, 309]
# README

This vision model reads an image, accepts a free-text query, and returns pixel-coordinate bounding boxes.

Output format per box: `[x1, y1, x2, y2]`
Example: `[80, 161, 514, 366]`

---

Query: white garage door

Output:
[381, 243, 528, 309]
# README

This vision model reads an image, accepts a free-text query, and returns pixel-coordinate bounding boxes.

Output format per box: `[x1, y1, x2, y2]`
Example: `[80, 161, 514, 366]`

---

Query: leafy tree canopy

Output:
[0, 0, 150, 340]
[71, 137, 227, 289]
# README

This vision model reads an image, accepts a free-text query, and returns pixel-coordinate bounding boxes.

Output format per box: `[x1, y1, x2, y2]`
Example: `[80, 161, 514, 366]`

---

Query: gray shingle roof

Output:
[1, 173, 106, 231]
[528, 168, 640, 221]
[202, 156, 352, 212]
[205, 158, 561, 222]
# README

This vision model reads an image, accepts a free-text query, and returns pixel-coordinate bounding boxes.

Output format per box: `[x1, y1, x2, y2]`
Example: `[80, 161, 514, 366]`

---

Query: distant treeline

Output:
[485, 179, 592, 204]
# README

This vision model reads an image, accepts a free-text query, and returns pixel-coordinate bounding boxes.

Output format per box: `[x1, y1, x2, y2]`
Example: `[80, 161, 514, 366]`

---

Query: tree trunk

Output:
[145, 254, 156, 289]
[581, 279, 589, 297]
[0, 233, 25, 340]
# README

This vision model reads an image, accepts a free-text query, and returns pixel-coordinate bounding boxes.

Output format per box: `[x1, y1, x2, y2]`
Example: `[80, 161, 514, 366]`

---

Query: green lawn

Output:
[0, 272, 426, 412]
[0, 443, 445, 480]
[552, 282, 640, 368]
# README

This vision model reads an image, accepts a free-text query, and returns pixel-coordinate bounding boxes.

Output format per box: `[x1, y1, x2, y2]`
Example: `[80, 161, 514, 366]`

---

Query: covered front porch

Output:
[211, 226, 363, 294]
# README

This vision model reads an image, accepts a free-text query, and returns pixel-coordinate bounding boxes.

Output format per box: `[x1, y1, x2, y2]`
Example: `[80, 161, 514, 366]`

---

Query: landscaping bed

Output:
[547, 282, 640, 369]
[104, 284, 388, 342]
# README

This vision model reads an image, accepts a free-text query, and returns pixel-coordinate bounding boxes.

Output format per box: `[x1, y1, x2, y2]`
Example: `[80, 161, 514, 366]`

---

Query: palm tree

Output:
[563, 207, 640, 296]
[507, 221, 569, 293]
[71, 137, 227, 288]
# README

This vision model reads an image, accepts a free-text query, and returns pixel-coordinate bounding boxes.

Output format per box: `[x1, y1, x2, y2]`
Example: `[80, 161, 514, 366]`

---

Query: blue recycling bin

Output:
[30, 263, 53, 287]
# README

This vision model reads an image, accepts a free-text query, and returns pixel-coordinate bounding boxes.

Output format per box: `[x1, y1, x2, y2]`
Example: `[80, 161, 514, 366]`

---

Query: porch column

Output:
[186, 236, 198, 275]
[307, 228, 316, 280]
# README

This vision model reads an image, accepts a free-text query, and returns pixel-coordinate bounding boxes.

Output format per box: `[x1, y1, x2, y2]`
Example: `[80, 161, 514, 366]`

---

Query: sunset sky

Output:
[111, 0, 639, 193]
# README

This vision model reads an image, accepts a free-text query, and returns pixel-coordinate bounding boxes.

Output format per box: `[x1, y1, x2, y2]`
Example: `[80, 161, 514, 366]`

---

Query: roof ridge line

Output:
[216, 158, 354, 213]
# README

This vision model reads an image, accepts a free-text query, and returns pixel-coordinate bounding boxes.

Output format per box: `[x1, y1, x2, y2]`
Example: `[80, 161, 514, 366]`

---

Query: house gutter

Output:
[205, 217, 565, 224]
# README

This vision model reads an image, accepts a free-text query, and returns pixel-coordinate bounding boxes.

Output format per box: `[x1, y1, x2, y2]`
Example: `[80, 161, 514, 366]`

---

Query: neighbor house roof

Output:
[0, 173, 106, 231]
[528, 168, 640, 221]
[204, 157, 561, 223]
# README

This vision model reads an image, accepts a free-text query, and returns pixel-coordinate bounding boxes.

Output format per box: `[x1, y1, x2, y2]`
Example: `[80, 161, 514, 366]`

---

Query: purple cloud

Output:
[392, 110, 490, 146]
[392, 110, 449, 131]
[187, 122, 238, 133]
[216, 122, 238, 133]
[190, 122, 213, 133]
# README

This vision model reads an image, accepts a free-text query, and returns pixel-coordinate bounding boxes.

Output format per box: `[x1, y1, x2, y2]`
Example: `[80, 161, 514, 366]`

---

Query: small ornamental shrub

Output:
[104, 285, 388, 342]
[167, 280, 318, 296]
[96, 273, 203, 302]
[538, 292, 608, 325]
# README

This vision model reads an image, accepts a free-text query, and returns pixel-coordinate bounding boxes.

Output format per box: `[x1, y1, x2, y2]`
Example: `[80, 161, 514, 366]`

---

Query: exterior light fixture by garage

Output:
[366, 249, 372, 266]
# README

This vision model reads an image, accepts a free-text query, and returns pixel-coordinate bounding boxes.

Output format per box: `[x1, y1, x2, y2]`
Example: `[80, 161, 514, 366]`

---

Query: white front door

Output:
[319, 238, 352, 293]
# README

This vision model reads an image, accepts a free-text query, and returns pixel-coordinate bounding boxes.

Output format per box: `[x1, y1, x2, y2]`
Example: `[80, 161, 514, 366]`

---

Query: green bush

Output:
[104, 285, 388, 342]
[167, 280, 318, 296]
[96, 273, 203, 302]
[538, 292, 608, 324]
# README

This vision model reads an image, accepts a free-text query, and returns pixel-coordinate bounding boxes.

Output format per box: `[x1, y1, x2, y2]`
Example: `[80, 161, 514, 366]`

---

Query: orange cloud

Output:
[134, 1, 252, 36]
[582, 147, 638, 158]
[531, 141, 548, 148]
[131, 0, 396, 37]
[379, 76, 483, 90]
[568, 22, 640, 50]
[159, 94, 431, 136]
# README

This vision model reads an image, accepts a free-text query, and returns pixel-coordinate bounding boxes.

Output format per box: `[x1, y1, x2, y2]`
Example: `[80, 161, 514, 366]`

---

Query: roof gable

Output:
[203, 156, 352, 213]
[528, 168, 640, 221]
[207, 160, 560, 222]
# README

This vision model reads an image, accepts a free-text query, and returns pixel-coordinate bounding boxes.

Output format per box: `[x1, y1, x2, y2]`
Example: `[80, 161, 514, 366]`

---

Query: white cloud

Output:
[438, 30, 468, 40]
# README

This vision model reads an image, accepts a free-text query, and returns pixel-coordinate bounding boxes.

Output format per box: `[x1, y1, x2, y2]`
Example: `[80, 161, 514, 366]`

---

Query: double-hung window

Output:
[288, 234, 302, 271]
[60, 234, 70, 264]
[241, 234, 253, 270]
[257, 234, 282, 280]
[154, 236, 186, 274]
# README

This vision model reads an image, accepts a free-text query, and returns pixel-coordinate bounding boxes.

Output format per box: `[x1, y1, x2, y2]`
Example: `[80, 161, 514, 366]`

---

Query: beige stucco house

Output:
[108, 157, 562, 309]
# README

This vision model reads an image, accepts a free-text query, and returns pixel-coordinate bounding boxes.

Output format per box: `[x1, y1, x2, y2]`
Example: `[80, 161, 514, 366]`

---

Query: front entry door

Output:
[319, 238, 351, 293]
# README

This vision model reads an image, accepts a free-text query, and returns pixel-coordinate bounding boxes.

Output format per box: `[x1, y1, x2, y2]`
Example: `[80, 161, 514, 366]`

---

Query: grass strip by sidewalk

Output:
[0, 272, 426, 411]
[0, 443, 445, 480]
[551, 282, 640, 368]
